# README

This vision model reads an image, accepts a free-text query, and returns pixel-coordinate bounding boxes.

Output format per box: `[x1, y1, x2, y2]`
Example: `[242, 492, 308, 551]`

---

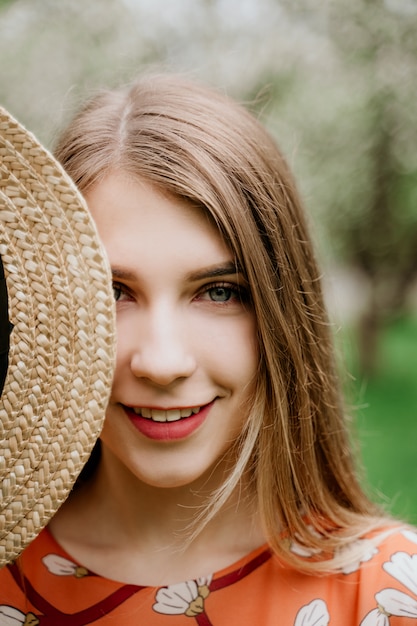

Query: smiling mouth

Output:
[130, 406, 202, 423]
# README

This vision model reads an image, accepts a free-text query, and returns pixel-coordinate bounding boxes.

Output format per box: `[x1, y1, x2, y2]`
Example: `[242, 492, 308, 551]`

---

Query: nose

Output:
[129, 306, 197, 386]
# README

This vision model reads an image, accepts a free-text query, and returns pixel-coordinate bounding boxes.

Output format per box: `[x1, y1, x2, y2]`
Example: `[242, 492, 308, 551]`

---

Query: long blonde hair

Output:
[55, 73, 387, 572]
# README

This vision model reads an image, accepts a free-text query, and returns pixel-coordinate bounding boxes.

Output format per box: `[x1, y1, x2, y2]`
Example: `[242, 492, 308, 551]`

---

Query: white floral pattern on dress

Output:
[289, 526, 323, 559]
[42, 553, 88, 578]
[294, 598, 330, 625]
[360, 607, 390, 626]
[361, 551, 417, 624]
[289, 541, 321, 559]
[336, 538, 379, 575]
[153, 576, 212, 617]
[383, 552, 417, 596]
[402, 530, 417, 547]
[0, 605, 39, 625]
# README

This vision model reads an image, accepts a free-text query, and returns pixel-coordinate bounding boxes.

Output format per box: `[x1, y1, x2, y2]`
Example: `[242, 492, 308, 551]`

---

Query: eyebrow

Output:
[185, 261, 241, 282]
[110, 261, 242, 283]
[111, 267, 137, 281]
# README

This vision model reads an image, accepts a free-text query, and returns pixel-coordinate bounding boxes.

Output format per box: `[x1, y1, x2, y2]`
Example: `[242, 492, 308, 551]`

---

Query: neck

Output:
[50, 446, 266, 585]
[101, 445, 260, 547]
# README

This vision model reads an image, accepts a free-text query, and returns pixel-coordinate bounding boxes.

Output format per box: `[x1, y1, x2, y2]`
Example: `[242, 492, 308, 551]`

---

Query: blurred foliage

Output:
[343, 316, 417, 523]
[254, 0, 417, 375]
[1, 0, 417, 374]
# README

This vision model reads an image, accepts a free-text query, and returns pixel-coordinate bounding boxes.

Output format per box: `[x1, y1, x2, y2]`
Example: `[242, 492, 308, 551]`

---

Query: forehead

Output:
[85, 172, 237, 277]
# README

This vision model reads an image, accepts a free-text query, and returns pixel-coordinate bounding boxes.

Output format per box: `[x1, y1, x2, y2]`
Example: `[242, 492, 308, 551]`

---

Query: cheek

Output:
[203, 315, 259, 382]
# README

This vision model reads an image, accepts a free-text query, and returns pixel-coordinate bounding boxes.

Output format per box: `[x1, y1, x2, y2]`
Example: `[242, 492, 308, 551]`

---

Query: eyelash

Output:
[112, 282, 130, 302]
[111, 281, 250, 304]
[197, 282, 248, 304]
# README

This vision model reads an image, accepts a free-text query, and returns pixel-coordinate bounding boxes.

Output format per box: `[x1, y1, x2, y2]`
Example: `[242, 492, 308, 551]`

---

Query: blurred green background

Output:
[341, 317, 417, 524]
[1, 0, 416, 522]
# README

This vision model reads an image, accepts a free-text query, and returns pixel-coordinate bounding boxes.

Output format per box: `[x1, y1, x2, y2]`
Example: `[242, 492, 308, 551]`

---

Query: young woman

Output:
[1, 74, 416, 625]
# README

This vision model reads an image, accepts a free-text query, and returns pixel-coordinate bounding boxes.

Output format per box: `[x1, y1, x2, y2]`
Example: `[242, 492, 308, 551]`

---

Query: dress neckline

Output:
[42, 525, 272, 588]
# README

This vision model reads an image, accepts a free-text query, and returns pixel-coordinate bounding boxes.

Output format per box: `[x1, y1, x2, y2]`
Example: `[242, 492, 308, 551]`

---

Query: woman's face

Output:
[85, 172, 258, 489]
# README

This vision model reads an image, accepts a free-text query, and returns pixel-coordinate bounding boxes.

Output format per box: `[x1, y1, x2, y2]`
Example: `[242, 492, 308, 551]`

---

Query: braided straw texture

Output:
[0, 107, 116, 567]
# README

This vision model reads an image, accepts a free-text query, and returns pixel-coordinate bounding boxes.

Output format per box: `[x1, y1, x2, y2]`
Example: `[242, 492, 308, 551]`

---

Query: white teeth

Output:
[152, 409, 167, 422]
[132, 406, 202, 422]
[166, 410, 181, 422]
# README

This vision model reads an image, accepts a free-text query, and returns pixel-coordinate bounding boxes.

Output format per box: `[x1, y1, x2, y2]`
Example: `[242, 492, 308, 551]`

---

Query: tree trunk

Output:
[357, 294, 381, 378]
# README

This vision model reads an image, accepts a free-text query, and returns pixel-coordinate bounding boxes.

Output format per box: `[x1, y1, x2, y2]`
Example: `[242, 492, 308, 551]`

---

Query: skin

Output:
[50, 171, 264, 585]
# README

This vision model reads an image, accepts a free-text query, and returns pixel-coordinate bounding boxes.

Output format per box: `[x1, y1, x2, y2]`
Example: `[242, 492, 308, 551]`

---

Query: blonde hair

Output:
[55, 74, 387, 572]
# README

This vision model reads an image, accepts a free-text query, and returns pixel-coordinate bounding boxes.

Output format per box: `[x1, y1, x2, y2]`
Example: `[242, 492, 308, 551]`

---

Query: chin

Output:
[139, 471, 207, 490]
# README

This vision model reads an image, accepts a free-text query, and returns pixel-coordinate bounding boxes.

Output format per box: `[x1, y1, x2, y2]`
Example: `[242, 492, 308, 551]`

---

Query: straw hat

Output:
[0, 106, 116, 567]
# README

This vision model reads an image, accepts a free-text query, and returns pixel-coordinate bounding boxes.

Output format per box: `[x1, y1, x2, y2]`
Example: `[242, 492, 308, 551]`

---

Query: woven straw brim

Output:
[0, 107, 116, 567]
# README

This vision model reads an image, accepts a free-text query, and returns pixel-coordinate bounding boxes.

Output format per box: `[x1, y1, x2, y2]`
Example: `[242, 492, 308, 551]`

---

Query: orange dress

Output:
[1, 526, 417, 625]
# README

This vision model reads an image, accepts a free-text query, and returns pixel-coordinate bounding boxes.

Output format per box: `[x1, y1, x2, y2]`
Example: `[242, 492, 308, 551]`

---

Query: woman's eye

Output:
[113, 284, 122, 301]
[207, 286, 234, 302]
[199, 283, 247, 304]
[112, 283, 129, 302]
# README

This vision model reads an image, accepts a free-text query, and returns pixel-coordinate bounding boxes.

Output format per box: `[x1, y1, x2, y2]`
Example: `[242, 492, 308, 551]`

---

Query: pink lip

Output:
[124, 402, 214, 441]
